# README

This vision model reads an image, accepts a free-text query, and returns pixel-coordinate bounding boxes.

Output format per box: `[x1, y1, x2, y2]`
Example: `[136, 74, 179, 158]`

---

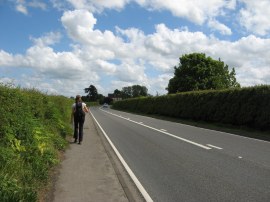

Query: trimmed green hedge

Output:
[112, 85, 270, 130]
[0, 84, 73, 201]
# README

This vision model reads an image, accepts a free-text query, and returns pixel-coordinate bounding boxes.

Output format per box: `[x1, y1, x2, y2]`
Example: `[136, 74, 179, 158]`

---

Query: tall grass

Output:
[0, 83, 73, 201]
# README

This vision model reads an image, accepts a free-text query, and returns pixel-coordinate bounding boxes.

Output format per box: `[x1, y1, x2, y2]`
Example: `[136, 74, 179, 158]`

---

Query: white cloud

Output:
[16, 3, 28, 15]
[54, 0, 234, 24]
[0, 50, 15, 66]
[30, 32, 61, 46]
[61, 9, 123, 48]
[28, 0, 47, 10]
[53, 0, 129, 12]
[95, 59, 117, 73]
[52, 0, 270, 37]
[3, 22, 270, 94]
[61, 9, 97, 42]
[25, 45, 85, 78]
[15, 0, 270, 37]
[238, 0, 270, 36]
[115, 61, 147, 82]
[14, 0, 47, 15]
[208, 19, 232, 35]
[2, 6, 270, 96]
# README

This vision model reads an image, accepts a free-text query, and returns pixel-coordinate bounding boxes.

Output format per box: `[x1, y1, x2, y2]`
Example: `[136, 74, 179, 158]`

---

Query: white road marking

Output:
[238, 156, 243, 159]
[160, 129, 167, 132]
[91, 111, 153, 202]
[100, 108, 212, 150]
[206, 144, 223, 150]
[179, 121, 270, 144]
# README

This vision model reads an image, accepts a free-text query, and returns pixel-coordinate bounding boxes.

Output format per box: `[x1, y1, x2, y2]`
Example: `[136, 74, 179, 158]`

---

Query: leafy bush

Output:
[0, 84, 73, 201]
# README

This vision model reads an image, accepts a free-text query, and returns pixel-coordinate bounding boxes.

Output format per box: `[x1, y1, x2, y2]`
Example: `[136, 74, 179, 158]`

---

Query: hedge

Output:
[0, 84, 73, 201]
[112, 85, 270, 130]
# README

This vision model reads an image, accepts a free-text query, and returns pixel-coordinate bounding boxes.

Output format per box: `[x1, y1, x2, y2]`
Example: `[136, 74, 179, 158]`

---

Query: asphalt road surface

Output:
[90, 106, 270, 202]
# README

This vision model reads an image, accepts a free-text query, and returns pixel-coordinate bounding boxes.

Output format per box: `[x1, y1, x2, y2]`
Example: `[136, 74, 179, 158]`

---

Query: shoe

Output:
[78, 142, 81, 145]
[74, 139, 77, 143]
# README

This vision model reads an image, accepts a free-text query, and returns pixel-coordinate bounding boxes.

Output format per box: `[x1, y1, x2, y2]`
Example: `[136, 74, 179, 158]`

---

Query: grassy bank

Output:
[0, 84, 73, 201]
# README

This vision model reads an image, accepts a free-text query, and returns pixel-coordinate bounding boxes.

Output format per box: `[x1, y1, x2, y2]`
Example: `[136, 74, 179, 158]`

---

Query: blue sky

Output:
[1, 0, 270, 97]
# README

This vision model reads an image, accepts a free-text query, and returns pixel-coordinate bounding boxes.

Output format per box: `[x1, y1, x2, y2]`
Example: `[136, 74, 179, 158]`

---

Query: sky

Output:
[0, 0, 270, 97]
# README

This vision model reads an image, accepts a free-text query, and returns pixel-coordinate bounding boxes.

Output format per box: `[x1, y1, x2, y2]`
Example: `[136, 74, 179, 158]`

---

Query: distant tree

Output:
[132, 85, 148, 97]
[122, 86, 132, 99]
[121, 85, 148, 98]
[113, 89, 122, 98]
[84, 85, 98, 101]
[167, 53, 240, 94]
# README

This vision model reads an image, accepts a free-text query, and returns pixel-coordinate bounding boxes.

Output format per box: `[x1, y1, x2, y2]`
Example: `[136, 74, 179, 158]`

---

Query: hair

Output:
[75, 95, 82, 103]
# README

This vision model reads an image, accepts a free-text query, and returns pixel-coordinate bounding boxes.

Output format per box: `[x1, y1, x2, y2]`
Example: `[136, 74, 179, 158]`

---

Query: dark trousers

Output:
[73, 116, 85, 142]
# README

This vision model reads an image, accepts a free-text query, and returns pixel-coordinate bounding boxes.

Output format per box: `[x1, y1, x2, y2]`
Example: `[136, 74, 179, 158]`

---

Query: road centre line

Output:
[90, 111, 153, 202]
[100, 108, 212, 150]
[206, 144, 223, 150]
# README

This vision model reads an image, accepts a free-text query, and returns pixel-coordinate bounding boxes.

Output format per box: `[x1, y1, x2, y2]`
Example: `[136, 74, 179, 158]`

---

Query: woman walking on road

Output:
[71, 95, 89, 144]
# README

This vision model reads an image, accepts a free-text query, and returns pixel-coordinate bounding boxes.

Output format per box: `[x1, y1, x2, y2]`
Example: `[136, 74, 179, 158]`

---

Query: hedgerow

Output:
[0, 83, 73, 201]
[112, 85, 270, 131]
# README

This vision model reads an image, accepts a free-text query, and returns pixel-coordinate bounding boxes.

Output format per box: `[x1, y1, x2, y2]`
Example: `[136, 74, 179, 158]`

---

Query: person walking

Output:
[71, 95, 89, 144]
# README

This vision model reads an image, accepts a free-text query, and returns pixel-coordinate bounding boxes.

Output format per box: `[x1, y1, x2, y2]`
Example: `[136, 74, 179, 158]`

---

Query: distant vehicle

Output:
[103, 103, 109, 108]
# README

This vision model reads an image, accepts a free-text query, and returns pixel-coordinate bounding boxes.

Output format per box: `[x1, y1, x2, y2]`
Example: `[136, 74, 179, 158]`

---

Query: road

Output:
[90, 106, 270, 202]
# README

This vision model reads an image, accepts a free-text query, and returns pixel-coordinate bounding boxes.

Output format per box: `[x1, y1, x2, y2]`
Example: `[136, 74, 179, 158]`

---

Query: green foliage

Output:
[167, 53, 240, 93]
[84, 85, 98, 101]
[0, 84, 73, 201]
[121, 85, 148, 99]
[113, 85, 270, 131]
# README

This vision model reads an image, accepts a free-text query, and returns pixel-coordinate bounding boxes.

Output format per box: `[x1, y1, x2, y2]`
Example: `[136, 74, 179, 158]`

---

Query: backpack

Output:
[75, 102, 85, 119]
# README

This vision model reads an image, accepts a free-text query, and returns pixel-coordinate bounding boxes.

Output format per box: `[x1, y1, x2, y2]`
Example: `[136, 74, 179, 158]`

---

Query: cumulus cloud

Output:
[208, 19, 232, 35]
[135, 0, 230, 25]
[16, 3, 28, 15]
[52, 0, 270, 37]
[30, 32, 61, 46]
[61, 9, 123, 48]
[52, 0, 129, 12]
[13, 0, 47, 15]
[238, 0, 270, 36]
[2, 5, 270, 96]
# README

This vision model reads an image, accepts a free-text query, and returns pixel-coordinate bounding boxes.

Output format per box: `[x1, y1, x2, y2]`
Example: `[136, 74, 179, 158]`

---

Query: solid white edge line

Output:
[206, 144, 223, 150]
[100, 108, 212, 150]
[90, 111, 154, 202]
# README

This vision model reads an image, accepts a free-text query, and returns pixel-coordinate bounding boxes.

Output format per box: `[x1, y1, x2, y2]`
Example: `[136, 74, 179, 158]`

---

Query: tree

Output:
[84, 85, 98, 101]
[121, 85, 148, 98]
[167, 53, 240, 94]
[113, 89, 122, 98]
[132, 85, 148, 97]
[122, 86, 132, 99]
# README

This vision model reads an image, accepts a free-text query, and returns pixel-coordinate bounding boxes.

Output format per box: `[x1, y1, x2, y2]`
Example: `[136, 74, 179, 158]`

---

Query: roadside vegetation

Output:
[112, 85, 270, 135]
[112, 53, 270, 137]
[0, 83, 73, 201]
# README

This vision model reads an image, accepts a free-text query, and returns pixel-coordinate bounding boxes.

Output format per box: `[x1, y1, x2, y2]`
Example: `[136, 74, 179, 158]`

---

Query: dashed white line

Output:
[206, 144, 223, 150]
[100, 108, 212, 150]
